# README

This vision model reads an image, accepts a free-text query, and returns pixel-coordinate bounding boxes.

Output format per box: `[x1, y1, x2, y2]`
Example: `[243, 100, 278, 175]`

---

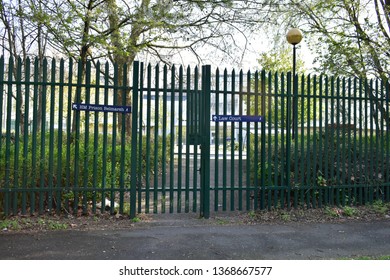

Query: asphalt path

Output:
[0, 214, 389, 260]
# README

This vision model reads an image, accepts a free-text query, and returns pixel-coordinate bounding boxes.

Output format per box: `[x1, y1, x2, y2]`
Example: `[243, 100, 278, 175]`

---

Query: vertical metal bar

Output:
[110, 63, 118, 215]
[65, 59, 73, 215]
[73, 59, 82, 213]
[200, 65, 211, 219]
[364, 79, 369, 204]
[369, 79, 374, 204]
[4, 57, 14, 216]
[298, 74, 304, 209]
[192, 67, 198, 212]
[130, 61, 140, 219]
[145, 64, 152, 213]
[346, 78, 352, 205]
[101, 62, 110, 212]
[230, 69, 236, 211]
[312, 75, 318, 209]
[292, 45, 298, 140]
[260, 70, 266, 210]
[222, 69, 228, 211]
[376, 79, 382, 202]
[177, 66, 184, 212]
[293, 75, 305, 208]
[21, 58, 31, 215]
[185, 66, 191, 213]
[82, 60, 91, 215]
[119, 63, 128, 214]
[39, 58, 48, 214]
[48, 59, 56, 213]
[169, 65, 176, 213]
[246, 70, 252, 210]
[341, 78, 347, 206]
[12, 57, 22, 215]
[318, 75, 324, 208]
[238, 70, 243, 211]
[353, 77, 358, 205]
[153, 64, 160, 213]
[279, 73, 285, 209]
[253, 71, 259, 209]
[92, 61, 101, 214]
[335, 77, 341, 206]
[161, 65, 168, 213]
[358, 78, 363, 205]
[329, 76, 335, 206]
[273, 72, 280, 209]
[137, 62, 144, 213]
[267, 71, 273, 210]
[324, 76, 330, 206]
[285, 72, 292, 210]
[306, 74, 311, 209]
[215, 68, 220, 211]
[56, 59, 65, 214]
[379, 79, 385, 202]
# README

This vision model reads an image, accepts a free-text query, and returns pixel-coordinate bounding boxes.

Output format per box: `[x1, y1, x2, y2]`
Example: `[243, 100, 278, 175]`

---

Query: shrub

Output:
[0, 132, 171, 214]
[249, 130, 390, 207]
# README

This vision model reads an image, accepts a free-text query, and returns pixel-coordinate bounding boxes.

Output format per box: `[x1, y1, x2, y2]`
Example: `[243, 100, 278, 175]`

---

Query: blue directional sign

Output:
[72, 103, 131, 114]
[212, 115, 264, 122]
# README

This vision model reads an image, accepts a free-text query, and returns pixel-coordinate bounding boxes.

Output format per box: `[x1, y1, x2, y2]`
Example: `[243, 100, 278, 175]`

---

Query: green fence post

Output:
[200, 65, 211, 219]
[130, 61, 139, 219]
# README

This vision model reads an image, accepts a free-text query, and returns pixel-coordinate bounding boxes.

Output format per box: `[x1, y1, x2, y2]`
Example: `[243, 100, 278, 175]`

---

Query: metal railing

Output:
[1, 57, 389, 218]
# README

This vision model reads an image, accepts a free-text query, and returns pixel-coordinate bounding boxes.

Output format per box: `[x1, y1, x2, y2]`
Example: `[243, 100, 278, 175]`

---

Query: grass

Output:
[280, 212, 291, 222]
[370, 200, 390, 215]
[247, 211, 256, 218]
[323, 206, 360, 218]
[1, 217, 68, 231]
[47, 220, 68, 230]
[324, 207, 341, 218]
[0, 219, 21, 230]
[342, 206, 358, 217]
[215, 218, 230, 225]
[131, 217, 141, 223]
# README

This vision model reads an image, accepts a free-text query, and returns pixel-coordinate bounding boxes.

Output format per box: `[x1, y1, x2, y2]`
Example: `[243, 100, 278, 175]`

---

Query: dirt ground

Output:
[1, 203, 390, 233]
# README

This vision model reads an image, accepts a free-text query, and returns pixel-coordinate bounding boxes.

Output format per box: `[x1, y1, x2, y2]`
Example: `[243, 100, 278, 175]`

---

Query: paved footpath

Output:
[0, 214, 389, 260]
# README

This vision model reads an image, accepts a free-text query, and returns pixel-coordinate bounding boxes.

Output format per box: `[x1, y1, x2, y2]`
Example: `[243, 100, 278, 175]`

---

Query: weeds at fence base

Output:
[0, 212, 152, 233]
[245, 202, 390, 225]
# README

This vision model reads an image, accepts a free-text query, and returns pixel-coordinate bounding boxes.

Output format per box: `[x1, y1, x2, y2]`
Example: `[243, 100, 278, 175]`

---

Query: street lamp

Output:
[286, 28, 303, 140]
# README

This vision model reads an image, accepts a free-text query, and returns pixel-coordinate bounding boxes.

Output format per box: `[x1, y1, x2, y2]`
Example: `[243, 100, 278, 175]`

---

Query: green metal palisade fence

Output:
[1, 56, 389, 218]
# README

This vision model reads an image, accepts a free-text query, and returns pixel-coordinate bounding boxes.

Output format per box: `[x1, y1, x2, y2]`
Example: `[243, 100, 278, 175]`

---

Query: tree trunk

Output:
[107, 0, 142, 138]
[71, 0, 94, 136]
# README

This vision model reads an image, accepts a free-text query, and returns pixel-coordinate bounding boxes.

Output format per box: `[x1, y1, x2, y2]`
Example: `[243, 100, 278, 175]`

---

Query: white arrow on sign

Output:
[72, 104, 78, 110]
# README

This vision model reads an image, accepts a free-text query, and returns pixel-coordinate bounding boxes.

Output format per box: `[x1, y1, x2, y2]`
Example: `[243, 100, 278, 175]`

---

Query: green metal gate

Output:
[129, 62, 212, 218]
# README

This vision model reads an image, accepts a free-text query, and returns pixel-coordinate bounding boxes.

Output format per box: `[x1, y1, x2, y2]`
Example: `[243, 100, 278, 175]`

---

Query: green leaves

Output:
[284, 0, 390, 78]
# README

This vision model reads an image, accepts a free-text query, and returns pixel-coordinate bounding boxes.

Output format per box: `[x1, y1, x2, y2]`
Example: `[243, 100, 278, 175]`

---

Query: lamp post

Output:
[286, 28, 303, 140]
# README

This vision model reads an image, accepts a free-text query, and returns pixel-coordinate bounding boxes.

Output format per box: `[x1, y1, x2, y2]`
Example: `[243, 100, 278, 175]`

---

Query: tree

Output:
[251, 44, 311, 127]
[16, 0, 282, 136]
[0, 0, 49, 133]
[258, 44, 305, 74]
[280, 0, 390, 79]
[269, 0, 390, 129]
